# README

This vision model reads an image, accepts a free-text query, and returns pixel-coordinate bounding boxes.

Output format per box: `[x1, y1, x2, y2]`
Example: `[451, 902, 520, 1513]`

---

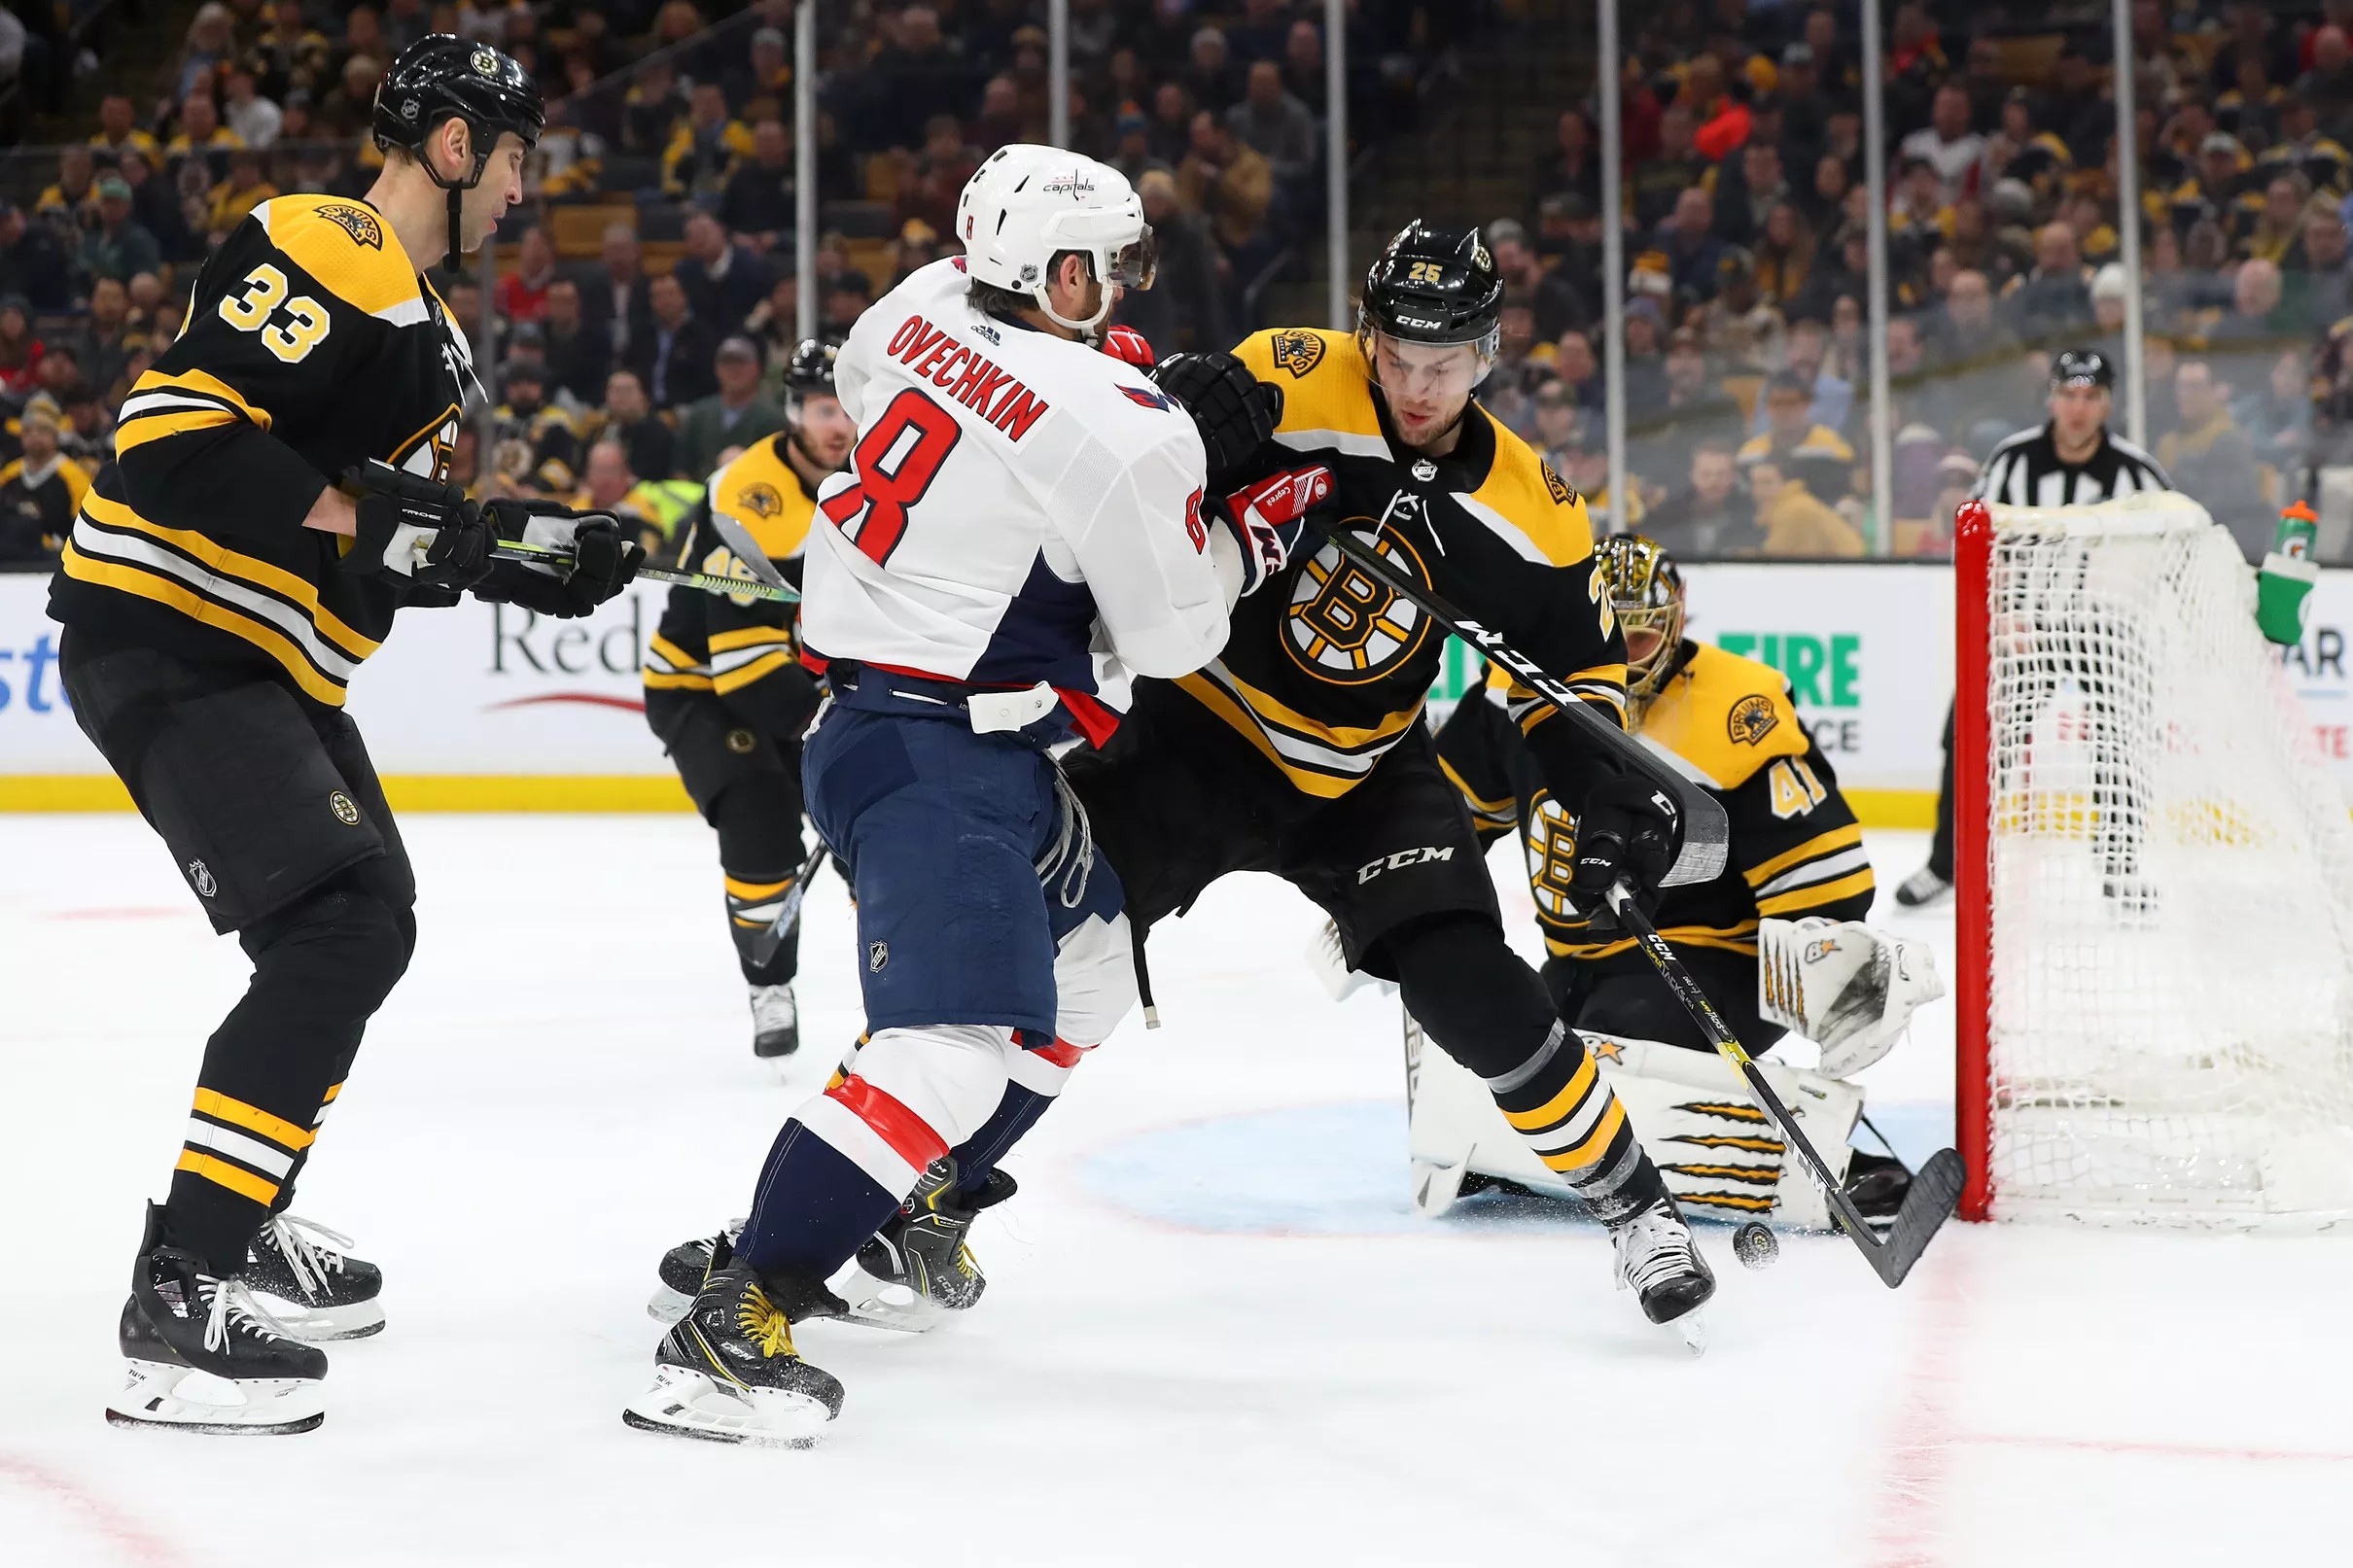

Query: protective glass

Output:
[1108, 226, 1158, 290]
[1369, 331, 1489, 401]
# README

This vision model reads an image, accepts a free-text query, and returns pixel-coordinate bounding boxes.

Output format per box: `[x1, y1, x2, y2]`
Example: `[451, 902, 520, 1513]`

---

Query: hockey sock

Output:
[945, 1033, 1088, 1197]
[723, 867, 802, 984]
[166, 888, 412, 1274]
[714, 784, 807, 986]
[1392, 913, 1666, 1223]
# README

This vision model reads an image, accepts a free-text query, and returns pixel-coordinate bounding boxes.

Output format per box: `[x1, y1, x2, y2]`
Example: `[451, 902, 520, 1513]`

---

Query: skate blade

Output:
[829, 1263, 952, 1334]
[252, 1295, 386, 1343]
[646, 1283, 693, 1325]
[105, 1361, 326, 1435]
[620, 1367, 829, 1447]
[1668, 1308, 1708, 1357]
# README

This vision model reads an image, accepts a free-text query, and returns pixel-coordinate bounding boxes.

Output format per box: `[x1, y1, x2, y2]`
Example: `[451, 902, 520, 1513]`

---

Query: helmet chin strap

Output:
[1031, 252, 1113, 342]
[418, 119, 493, 269]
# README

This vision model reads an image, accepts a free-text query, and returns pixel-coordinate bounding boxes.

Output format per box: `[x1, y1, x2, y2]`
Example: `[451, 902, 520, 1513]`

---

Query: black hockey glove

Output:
[1570, 772, 1682, 923]
[473, 503, 647, 618]
[1149, 351, 1282, 482]
[347, 462, 496, 592]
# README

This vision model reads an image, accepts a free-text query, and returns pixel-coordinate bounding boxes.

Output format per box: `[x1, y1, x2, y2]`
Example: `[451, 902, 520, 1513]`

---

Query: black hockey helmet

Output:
[2051, 347, 2115, 391]
[372, 34, 544, 264]
[1357, 221, 1504, 362]
[781, 337, 840, 424]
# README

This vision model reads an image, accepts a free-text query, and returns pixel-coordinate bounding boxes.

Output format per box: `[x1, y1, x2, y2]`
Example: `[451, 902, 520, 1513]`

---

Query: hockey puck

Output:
[1733, 1222, 1779, 1270]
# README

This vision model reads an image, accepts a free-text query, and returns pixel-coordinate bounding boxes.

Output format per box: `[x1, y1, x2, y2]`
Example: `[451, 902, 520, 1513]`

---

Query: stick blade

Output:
[706, 511, 793, 593]
[1868, 1147, 1966, 1288]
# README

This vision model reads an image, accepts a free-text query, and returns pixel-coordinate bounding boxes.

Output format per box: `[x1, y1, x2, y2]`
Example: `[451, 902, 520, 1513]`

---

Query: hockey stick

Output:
[747, 842, 830, 970]
[1603, 884, 1963, 1287]
[705, 510, 799, 599]
[486, 539, 799, 603]
[1303, 519, 1729, 888]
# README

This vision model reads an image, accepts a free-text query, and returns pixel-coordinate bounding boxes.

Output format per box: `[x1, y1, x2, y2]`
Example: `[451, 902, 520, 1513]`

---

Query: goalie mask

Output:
[1593, 533, 1687, 719]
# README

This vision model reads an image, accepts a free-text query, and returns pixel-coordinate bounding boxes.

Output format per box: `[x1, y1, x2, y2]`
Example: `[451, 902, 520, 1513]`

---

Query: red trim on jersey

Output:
[815, 656, 1122, 747]
[826, 1074, 950, 1169]
[1028, 1037, 1093, 1069]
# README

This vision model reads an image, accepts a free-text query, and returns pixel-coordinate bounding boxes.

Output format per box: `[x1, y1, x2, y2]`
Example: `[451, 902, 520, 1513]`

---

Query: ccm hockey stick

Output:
[748, 843, 831, 970]
[485, 538, 799, 604]
[1604, 885, 1964, 1287]
[1303, 519, 1728, 887]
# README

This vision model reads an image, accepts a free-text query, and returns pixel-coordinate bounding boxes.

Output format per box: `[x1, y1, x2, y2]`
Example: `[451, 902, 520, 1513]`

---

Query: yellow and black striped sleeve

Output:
[1724, 738, 1874, 923]
[695, 438, 819, 734]
[113, 200, 408, 547]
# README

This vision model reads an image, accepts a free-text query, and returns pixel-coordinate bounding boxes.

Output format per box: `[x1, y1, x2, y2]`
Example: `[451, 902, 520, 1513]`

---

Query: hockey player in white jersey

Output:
[625, 146, 1332, 1446]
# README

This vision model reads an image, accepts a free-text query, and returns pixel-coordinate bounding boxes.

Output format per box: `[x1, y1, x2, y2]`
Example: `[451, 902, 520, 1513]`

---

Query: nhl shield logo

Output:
[1411, 458, 1437, 482]
[1269, 329, 1324, 379]
[187, 860, 217, 898]
[1728, 695, 1779, 746]
[867, 940, 890, 972]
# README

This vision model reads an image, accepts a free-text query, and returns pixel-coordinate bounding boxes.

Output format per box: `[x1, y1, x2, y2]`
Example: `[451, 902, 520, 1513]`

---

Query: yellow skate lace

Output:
[736, 1286, 796, 1359]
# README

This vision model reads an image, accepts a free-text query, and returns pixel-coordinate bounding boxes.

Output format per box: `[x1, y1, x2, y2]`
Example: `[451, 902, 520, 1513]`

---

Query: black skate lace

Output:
[198, 1274, 298, 1353]
[264, 1213, 353, 1300]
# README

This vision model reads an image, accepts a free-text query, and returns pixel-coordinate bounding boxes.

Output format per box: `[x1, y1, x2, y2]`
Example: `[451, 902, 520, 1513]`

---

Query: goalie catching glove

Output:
[1756, 917, 1945, 1078]
[471, 499, 647, 618]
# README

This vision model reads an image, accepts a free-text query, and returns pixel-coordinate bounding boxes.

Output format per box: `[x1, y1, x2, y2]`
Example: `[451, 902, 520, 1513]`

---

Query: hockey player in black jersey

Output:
[48, 35, 642, 1434]
[643, 339, 853, 1060]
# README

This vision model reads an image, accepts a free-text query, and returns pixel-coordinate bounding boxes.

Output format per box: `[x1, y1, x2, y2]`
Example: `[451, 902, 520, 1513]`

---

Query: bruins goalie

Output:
[1372, 535, 1941, 1229]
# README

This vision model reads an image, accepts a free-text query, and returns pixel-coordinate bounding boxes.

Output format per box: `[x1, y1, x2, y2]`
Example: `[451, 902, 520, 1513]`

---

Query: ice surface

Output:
[3, 816, 2347, 1566]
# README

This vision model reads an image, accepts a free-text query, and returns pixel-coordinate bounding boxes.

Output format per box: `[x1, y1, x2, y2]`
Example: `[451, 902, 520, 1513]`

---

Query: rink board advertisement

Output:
[5, 566, 2352, 813]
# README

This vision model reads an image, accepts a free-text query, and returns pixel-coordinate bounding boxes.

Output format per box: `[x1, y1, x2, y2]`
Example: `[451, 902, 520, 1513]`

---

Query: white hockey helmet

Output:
[956, 143, 1155, 337]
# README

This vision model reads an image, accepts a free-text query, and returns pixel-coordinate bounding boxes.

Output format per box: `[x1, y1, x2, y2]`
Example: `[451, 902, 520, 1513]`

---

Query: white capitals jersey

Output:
[801, 258, 1230, 706]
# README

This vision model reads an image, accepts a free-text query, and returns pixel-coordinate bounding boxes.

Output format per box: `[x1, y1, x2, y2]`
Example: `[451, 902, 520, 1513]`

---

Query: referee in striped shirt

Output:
[1896, 348, 2174, 907]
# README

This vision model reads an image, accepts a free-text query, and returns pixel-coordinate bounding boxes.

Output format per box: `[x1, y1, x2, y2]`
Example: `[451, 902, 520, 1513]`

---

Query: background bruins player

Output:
[1426, 535, 1941, 1223]
[45, 36, 639, 1434]
[1067, 223, 1717, 1333]
[643, 339, 852, 1060]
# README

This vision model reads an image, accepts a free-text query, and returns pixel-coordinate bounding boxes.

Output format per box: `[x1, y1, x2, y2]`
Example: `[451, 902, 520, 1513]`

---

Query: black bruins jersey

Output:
[1438, 641, 1874, 965]
[1191, 327, 1627, 800]
[641, 432, 819, 735]
[49, 194, 471, 709]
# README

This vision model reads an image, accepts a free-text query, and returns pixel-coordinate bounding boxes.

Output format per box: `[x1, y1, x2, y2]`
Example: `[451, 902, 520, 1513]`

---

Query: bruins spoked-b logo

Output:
[1727, 694, 1779, 746]
[316, 202, 383, 249]
[736, 483, 785, 519]
[1520, 791, 1581, 922]
[329, 790, 362, 825]
[1283, 523, 1432, 684]
[1269, 329, 1325, 379]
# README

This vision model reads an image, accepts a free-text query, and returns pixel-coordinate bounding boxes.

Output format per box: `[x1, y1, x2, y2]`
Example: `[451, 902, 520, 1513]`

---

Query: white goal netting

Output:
[1971, 493, 2353, 1228]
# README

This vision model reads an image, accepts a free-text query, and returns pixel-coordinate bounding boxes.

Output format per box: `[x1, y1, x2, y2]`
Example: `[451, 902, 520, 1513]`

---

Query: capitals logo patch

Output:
[317, 202, 383, 248]
[1269, 329, 1324, 379]
[1541, 460, 1575, 506]
[1728, 694, 1779, 746]
[736, 482, 784, 518]
[1117, 383, 1175, 411]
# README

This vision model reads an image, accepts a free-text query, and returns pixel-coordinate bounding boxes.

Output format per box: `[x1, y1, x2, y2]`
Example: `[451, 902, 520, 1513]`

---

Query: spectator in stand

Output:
[635, 272, 719, 410]
[1282, 19, 1326, 118]
[90, 93, 159, 161]
[2298, 25, 2353, 140]
[2160, 358, 2269, 557]
[1186, 26, 1241, 115]
[1228, 0, 1288, 65]
[41, 145, 98, 218]
[726, 25, 792, 113]
[1753, 202, 1815, 309]
[1774, 318, 1853, 434]
[598, 368, 676, 482]
[870, 7, 971, 153]
[166, 91, 244, 174]
[576, 437, 666, 552]
[1901, 84, 1986, 206]
[1740, 366, 1855, 498]
[541, 278, 609, 408]
[675, 211, 775, 341]
[1888, 155, 1954, 250]
[1744, 453, 1863, 556]
[1490, 218, 1586, 343]
[1106, 112, 1155, 187]
[623, 59, 689, 156]
[1702, 250, 1780, 370]
[222, 65, 282, 149]
[895, 115, 981, 237]
[1534, 108, 1599, 212]
[495, 224, 558, 327]
[1657, 187, 1728, 304]
[2245, 174, 2311, 263]
[971, 73, 1032, 155]
[2239, 345, 2315, 482]
[0, 403, 87, 564]
[1620, 297, 1670, 421]
[1228, 60, 1317, 193]
[1644, 440, 1756, 558]
[744, 271, 800, 370]
[206, 151, 277, 240]
[1679, 54, 1750, 163]
[0, 201, 72, 313]
[0, 297, 44, 398]
[720, 119, 796, 254]
[2284, 197, 2353, 330]
[1147, 81, 1196, 167]
[65, 277, 135, 394]
[587, 223, 654, 367]
[676, 335, 785, 479]
[823, 270, 873, 335]
[2257, 94, 2351, 197]
[1653, 326, 1744, 445]
[82, 177, 161, 287]
[1632, 105, 1707, 228]
[1179, 109, 1275, 271]
[1712, 138, 1790, 249]
[172, 3, 238, 104]
[1116, 166, 1229, 357]
[664, 81, 754, 199]
[2005, 224, 2094, 345]
[1551, 329, 1604, 413]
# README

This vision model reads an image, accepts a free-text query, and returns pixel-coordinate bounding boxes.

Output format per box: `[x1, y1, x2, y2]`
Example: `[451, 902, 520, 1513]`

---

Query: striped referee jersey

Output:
[1970, 423, 2174, 507]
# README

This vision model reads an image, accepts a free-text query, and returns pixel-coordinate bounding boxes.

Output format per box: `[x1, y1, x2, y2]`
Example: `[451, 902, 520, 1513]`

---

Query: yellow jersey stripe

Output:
[1755, 867, 1877, 917]
[1542, 1097, 1628, 1172]
[321, 1081, 343, 1103]
[1217, 664, 1422, 749]
[724, 875, 791, 900]
[1503, 1049, 1598, 1133]
[1173, 674, 1363, 799]
[646, 633, 706, 672]
[1436, 755, 1516, 819]
[1742, 823, 1866, 889]
[1546, 922, 1762, 960]
[713, 649, 797, 695]
[194, 1088, 317, 1152]
[113, 404, 245, 456]
[707, 624, 796, 654]
[175, 1150, 281, 1206]
[83, 492, 383, 659]
[643, 669, 717, 691]
[60, 544, 349, 706]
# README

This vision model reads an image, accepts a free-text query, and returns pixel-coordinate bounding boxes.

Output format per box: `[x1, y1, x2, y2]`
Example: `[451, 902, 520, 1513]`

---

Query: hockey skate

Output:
[648, 1222, 744, 1323]
[622, 1238, 846, 1447]
[751, 983, 799, 1060]
[244, 1213, 385, 1342]
[1893, 865, 1951, 909]
[106, 1204, 328, 1435]
[836, 1159, 1013, 1332]
[1608, 1195, 1716, 1353]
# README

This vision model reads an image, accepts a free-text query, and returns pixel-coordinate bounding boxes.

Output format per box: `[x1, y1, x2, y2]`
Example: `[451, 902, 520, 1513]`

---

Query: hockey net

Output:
[1954, 493, 2353, 1228]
